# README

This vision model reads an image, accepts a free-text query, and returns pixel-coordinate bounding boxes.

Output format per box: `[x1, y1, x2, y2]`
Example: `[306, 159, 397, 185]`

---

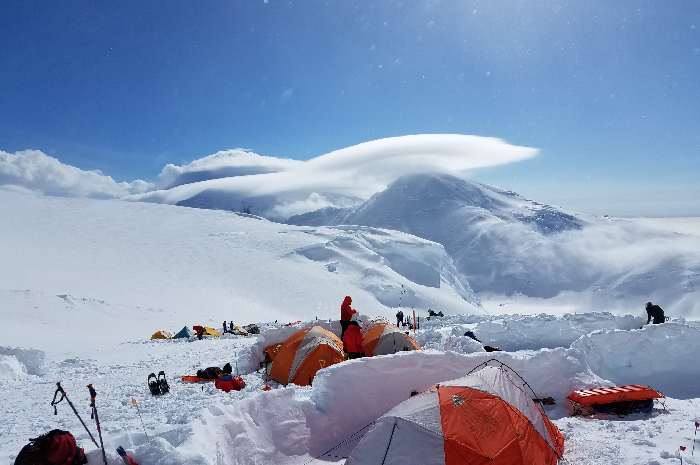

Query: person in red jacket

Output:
[340, 295, 357, 339]
[343, 323, 364, 359]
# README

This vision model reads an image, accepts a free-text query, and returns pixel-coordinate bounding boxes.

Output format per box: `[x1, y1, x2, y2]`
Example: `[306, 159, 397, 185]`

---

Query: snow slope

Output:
[291, 173, 700, 317]
[0, 188, 477, 352]
[3, 187, 700, 465]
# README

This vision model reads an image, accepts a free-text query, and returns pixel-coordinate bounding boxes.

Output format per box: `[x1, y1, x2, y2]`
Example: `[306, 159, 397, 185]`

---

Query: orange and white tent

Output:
[362, 322, 420, 356]
[267, 326, 345, 386]
[346, 366, 564, 465]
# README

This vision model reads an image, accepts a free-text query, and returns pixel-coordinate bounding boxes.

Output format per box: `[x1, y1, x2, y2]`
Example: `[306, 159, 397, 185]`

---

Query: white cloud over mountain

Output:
[156, 149, 303, 189]
[0, 149, 153, 198]
[137, 134, 538, 218]
[0, 135, 537, 216]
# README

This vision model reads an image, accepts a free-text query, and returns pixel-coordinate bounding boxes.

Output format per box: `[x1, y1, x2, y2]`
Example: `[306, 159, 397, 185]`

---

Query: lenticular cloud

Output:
[0, 134, 537, 215]
[281, 134, 537, 198]
[136, 134, 538, 217]
[156, 149, 303, 189]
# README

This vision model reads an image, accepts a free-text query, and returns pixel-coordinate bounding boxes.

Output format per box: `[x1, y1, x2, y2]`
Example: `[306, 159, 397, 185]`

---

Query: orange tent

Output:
[267, 326, 345, 386]
[346, 366, 564, 465]
[362, 322, 420, 356]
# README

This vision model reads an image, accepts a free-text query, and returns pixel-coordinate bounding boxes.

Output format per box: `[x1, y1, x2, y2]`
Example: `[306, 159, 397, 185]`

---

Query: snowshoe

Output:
[157, 371, 169, 395]
[148, 373, 161, 396]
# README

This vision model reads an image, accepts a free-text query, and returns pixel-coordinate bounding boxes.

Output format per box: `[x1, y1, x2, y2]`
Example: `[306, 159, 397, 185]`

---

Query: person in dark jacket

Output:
[396, 310, 404, 328]
[646, 302, 665, 324]
[464, 330, 501, 352]
[340, 296, 357, 339]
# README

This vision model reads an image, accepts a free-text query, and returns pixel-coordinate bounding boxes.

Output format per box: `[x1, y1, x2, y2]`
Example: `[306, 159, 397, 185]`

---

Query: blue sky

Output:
[1, 0, 698, 215]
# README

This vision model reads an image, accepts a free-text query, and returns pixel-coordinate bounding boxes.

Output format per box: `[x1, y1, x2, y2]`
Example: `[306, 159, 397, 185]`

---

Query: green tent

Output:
[173, 326, 195, 339]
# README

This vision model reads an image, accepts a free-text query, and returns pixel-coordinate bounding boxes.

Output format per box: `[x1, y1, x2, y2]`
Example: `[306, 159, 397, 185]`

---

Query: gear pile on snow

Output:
[13, 430, 87, 465]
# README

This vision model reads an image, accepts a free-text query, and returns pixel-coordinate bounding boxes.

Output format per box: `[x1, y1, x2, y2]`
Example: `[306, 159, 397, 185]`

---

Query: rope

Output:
[466, 358, 543, 400]
[299, 421, 376, 465]
[380, 421, 398, 465]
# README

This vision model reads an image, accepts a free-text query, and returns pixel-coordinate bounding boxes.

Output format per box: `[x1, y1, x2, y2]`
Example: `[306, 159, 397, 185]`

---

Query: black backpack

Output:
[196, 367, 223, 379]
[148, 371, 170, 396]
[14, 430, 87, 465]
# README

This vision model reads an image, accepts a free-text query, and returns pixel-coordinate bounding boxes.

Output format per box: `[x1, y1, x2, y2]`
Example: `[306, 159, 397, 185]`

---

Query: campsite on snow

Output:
[1, 140, 700, 465]
[3, 2, 700, 464]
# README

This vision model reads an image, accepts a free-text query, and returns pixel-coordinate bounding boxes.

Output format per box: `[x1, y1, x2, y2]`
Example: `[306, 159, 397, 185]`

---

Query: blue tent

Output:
[173, 326, 195, 339]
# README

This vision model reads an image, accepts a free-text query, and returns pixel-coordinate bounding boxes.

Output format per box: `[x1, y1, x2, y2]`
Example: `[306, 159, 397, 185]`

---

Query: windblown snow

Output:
[291, 173, 700, 317]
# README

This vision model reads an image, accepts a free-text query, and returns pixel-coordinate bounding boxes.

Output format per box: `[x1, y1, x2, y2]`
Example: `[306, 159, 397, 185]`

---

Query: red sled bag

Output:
[14, 429, 87, 465]
[215, 375, 246, 392]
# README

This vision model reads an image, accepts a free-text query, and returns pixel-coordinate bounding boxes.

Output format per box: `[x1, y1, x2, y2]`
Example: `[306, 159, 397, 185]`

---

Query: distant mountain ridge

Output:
[289, 173, 585, 235]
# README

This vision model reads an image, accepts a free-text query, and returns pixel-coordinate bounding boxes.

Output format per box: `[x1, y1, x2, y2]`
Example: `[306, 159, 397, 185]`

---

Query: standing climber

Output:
[645, 302, 665, 325]
[395, 310, 404, 328]
[223, 321, 228, 334]
[340, 296, 357, 340]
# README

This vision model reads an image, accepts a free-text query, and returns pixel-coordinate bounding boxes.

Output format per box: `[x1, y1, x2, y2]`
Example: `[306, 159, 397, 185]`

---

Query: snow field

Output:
[572, 323, 700, 399]
[0, 355, 26, 381]
[0, 189, 479, 353]
[416, 312, 643, 351]
[3, 315, 700, 465]
[0, 335, 262, 464]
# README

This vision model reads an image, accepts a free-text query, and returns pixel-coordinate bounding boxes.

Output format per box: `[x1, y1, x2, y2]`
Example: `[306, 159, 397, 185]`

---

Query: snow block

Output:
[571, 322, 700, 398]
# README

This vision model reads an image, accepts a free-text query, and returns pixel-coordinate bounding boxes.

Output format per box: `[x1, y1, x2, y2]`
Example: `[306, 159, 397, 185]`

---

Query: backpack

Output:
[14, 430, 87, 465]
[196, 367, 223, 380]
[214, 374, 247, 392]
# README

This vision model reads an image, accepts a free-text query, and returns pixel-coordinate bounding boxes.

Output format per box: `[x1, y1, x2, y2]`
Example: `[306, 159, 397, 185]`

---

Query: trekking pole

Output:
[130, 398, 149, 440]
[87, 384, 109, 465]
[50, 382, 99, 448]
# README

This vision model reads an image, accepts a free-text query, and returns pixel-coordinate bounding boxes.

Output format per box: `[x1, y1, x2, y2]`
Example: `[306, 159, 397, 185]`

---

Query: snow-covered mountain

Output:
[290, 172, 585, 233]
[0, 187, 478, 351]
[290, 173, 700, 315]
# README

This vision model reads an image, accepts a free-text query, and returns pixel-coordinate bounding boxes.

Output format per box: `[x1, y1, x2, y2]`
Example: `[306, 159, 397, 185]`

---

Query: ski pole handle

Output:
[51, 382, 66, 415]
[88, 384, 97, 401]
